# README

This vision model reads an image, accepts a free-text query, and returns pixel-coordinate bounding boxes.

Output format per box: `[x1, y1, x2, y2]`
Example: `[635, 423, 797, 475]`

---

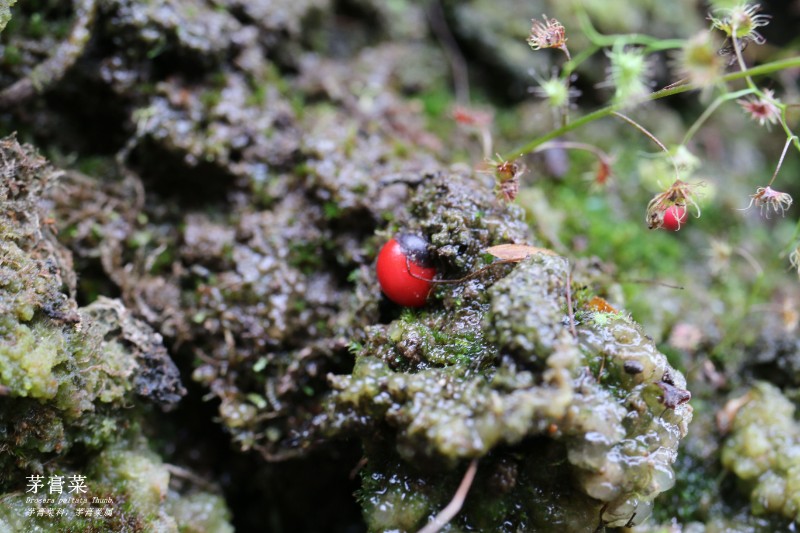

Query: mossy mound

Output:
[324, 181, 692, 529]
[0, 135, 232, 531]
[722, 382, 800, 522]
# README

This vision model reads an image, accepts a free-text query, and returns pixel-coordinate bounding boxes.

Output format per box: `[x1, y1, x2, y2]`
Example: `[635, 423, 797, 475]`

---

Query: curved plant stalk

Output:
[681, 88, 755, 146]
[500, 56, 800, 162]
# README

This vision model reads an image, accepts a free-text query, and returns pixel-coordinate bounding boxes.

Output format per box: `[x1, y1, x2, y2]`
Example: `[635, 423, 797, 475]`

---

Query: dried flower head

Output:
[527, 15, 570, 60]
[645, 179, 703, 229]
[672, 32, 726, 89]
[483, 155, 526, 202]
[741, 186, 793, 217]
[452, 105, 493, 128]
[709, 3, 770, 45]
[593, 157, 613, 186]
[790, 246, 800, 279]
[738, 89, 781, 128]
[707, 238, 733, 276]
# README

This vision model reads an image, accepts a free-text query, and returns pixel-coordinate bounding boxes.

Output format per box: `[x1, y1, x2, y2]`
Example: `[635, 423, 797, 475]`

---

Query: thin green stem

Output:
[785, 218, 800, 257]
[744, 270, 767, 322]
[712, 44, 800, 155]
[612, 111, 679, 178]
[729, 57, 800, 79]
[681, 88, 755, 146]
[575, 8, 684, 52]
[730, 36, 758, 91]
[561, 44, 600, 79]
[778, 106, 800, 153]
[501, 55, 800, 162]
[534, 140, 610, 161]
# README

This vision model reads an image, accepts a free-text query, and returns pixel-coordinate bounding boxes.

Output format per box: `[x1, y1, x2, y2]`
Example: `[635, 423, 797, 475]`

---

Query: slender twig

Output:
[0, 0, 98, 108]
[612, 111, 679, 179]
[735, 247, 764, 276]
[595, 502, 610, 532]
[405, 255, 517, 285]
[619, 278, 684, 290]
[766, 136, 795, 187]
[164, 464, 216, 492]
[659, 77, 689, 91]
[417, 459, 479, 533]
[349, 457, 368, 480]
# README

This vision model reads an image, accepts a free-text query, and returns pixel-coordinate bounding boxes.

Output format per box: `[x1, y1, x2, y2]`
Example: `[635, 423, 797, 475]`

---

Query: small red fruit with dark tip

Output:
[662, 206, 688, 231]
[376, 234, 436, 307]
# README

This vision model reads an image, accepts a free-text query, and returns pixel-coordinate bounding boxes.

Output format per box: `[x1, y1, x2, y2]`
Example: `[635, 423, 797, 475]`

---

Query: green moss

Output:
[328, 251, 692, 529]
[0, 137, 184, 501]
[359, 461, 432, 532]
[0, 320, 66, 399]
[90, 445, 172, 516]
[721, 382, 800, 522]
[484, 254, 573, 364]
[0, 0, 17, 34]
[167, 492, 234, 533]
[533, 185, 684, 278]
[0, 438, 234, 533]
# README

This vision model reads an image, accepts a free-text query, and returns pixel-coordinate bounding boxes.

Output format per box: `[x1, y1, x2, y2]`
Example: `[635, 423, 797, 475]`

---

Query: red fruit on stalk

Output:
[376, 234, 436, 307]
[662, 206, 688, 231]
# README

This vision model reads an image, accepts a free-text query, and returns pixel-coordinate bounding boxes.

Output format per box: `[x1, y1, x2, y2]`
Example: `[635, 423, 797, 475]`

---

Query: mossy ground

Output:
[1, 0, 800, 531]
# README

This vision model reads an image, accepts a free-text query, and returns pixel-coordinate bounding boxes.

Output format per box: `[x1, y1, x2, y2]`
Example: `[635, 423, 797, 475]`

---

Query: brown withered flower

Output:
[645, 179, 703, 230]
[742, 185, 793, 217]
[527, 15, 570, 60]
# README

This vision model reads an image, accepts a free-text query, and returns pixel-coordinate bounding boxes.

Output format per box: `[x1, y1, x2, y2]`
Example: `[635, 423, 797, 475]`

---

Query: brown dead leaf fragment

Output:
[587, 296, 618, 314]
[486, 244, 557, 262]
[716, 392, 753, 435]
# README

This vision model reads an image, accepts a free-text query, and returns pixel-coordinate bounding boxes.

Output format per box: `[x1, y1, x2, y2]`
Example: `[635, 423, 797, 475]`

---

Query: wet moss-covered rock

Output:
[0, 437, 234, 533]
[0, 0, 714, 529]
[485, 254, 571, 361]
[13, 0, 450, 468]
[0, 137, 180, 479]
[327, 250, 692, 529]
[0, 136, 232, 531]
[0, 0, 15, 33]
[105, 0, 242, 62]
[721, 382, 800, 522]
[0, 295, 182, 467]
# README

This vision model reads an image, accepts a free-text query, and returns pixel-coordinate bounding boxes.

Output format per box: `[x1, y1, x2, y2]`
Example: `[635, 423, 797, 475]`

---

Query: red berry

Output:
[376, 234, 436, 307]
[662, 206, 687, 231]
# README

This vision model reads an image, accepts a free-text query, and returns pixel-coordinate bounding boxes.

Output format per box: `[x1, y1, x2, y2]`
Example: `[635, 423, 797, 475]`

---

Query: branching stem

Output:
[500, 56, 800, 162]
